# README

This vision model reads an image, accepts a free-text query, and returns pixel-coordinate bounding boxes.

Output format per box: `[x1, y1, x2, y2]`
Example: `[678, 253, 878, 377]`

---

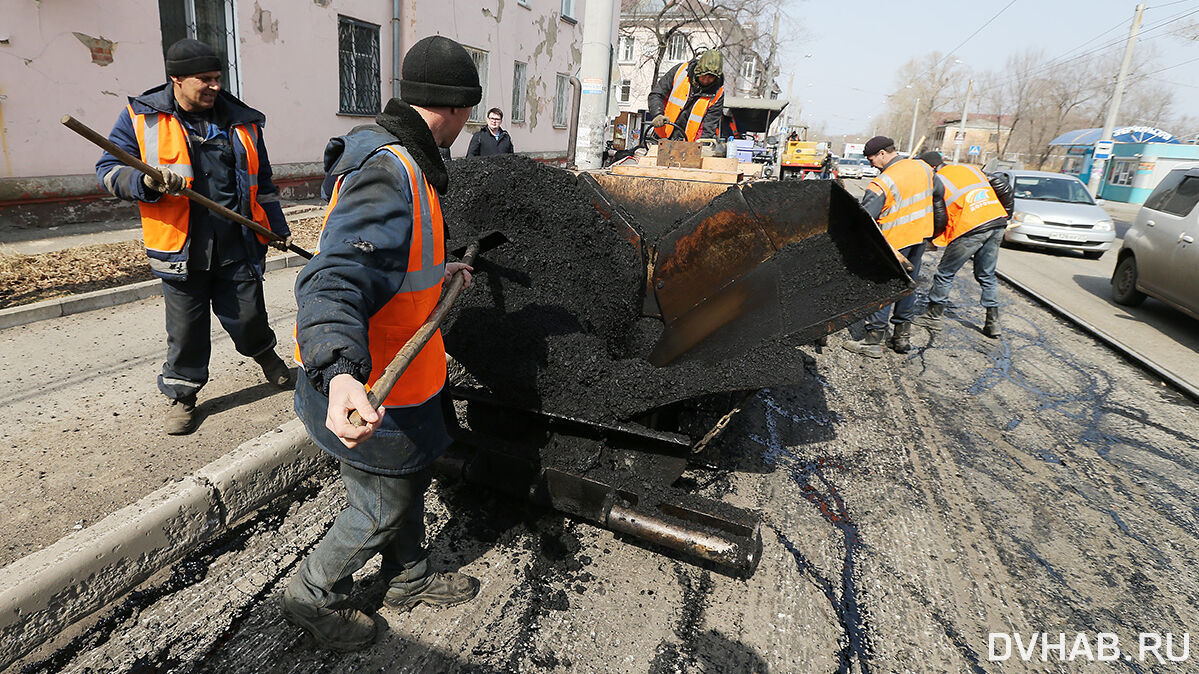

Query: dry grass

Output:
[0, 214, 325, 310]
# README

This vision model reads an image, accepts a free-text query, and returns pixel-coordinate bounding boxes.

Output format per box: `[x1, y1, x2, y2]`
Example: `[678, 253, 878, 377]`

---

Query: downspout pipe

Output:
[567, 76, 582, 168]
[392, 0, 402, 99]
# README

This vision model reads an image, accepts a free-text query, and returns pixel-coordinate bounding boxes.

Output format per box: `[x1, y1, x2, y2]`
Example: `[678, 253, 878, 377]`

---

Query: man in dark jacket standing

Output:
[648, 50, 725, 141]
[95, 39, 293, 436]
[283, 35, 481, 651]
[466, 107, 515, 156]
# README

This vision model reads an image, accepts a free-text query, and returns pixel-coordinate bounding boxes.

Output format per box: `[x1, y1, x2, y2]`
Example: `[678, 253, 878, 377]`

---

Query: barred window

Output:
[619, 79, 631, 104]
[465, 47, 490, 124]
[666, 34, 688, 62]
[554, 73, 570, 128]
[338, 16, 380, 116]
[512, 61, 528, 123]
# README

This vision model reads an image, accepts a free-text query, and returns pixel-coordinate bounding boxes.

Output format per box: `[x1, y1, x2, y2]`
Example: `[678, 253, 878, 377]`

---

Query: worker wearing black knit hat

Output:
[283, 35, 481, 651]
[94, 38, 293, 437]
[844, 135, 942, 357]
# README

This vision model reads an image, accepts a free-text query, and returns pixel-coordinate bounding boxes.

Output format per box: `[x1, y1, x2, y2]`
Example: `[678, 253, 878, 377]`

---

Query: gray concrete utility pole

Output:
[575, 0, 616, 170]
[951, 80, 972, 164]
[1088, 2, 1145, 196]
[907, 97, 920, 155]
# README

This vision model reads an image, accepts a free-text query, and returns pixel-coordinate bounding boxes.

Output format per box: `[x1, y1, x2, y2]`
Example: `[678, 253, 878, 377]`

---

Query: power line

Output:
[909, 0, 1019, 84]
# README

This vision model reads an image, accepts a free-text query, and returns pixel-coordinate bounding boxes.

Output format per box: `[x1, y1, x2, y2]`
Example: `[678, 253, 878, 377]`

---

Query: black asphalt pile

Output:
[440, 155, 845, 423]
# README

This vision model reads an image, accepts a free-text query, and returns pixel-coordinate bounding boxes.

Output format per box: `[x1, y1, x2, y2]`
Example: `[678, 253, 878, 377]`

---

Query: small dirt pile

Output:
[440, 155, 816, 423]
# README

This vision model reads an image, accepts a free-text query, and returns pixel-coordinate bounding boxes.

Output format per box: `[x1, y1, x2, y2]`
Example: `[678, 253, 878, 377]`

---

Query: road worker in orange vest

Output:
[648, 49, 725, 142]
[844, 135, 943, 357]
[916, 151, 1015, 338]
[95, 39, 294, 436]
[283, 36, 481, 651]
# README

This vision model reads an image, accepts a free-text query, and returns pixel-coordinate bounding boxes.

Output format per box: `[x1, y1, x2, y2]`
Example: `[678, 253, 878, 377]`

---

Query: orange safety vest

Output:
[655, 65, 724, 142]
[932, 164, 1009, 247]
[294, 145, 447, 408]
[865, 157, 935, 250]
[126, 105, 273, 276]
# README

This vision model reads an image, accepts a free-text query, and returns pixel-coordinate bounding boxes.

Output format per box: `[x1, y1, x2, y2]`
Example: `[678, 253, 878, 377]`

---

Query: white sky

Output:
[776, 0, 1199, 136]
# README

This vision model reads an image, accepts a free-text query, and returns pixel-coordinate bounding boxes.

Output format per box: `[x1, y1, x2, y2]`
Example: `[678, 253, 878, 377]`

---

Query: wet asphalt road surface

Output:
[15, 252, 1199, 673]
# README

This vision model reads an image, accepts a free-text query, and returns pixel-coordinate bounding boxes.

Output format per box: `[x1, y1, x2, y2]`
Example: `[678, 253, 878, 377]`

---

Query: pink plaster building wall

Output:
[0, 0, 584, 186]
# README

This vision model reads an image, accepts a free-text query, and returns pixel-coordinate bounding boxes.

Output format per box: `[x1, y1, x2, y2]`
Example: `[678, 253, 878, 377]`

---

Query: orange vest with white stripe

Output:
[866, 158, 935, 250]
[126, 104, 273, 274]
[295, 145, 447, 408]
[933, 164, 1009, 247]
[655, 65, 724, 142]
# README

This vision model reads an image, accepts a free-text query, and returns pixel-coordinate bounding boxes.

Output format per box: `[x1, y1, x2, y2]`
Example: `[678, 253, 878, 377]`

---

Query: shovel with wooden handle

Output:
[61, 115, 314, 260]
[349, 231, 510, 426]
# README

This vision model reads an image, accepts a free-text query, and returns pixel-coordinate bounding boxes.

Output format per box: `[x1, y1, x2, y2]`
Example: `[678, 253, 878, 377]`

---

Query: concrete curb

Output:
[0, 419, 326, 669]
[0, 252, 310, 332]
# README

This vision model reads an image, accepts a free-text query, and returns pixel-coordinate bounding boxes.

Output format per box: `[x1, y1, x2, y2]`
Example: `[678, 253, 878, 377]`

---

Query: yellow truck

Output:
[779, 140, 828, 180]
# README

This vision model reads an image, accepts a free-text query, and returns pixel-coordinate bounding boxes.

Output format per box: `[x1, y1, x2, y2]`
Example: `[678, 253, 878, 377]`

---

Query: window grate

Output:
[465, 48, 490, 124]
[554, 74, 569, 128]
[512, 61, 528, 123]
[338, 16, 380, 116]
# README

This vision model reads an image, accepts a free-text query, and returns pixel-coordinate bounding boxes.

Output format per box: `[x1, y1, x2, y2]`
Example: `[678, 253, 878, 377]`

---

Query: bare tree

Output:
[877, 52, 967, 150]
[977, 49, 1042, 157]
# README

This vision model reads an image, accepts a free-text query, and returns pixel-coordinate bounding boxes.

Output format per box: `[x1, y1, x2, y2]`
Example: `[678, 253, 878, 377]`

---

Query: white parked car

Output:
[837, 158, 864, 179]
[1111, 164, 1199, 319]
[994, 170, 1116, 259]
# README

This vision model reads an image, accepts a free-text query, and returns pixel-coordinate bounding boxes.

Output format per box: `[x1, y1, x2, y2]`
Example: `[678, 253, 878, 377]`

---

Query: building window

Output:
[512, 61, 528, 123]
[1107, 159, 1136, 187]
[554, 73, 570, 128]
[666, 34, 688, 62]
[561, 0, 576, 20]
[618, 35, 635, 63]
[158, 0, 240, 96]
[337, 16, 380, 116]
[740, 56, 757, 83]
[619, 79, 632, 104]
[464, 47, 490, 124]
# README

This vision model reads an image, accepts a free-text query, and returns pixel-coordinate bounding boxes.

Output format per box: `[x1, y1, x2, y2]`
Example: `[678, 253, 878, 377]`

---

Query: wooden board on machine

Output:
[609, 163, 742, 184]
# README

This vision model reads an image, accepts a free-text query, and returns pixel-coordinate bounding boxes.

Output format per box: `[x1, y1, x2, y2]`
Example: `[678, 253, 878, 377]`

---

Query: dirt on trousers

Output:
[439, 154, 899, 423]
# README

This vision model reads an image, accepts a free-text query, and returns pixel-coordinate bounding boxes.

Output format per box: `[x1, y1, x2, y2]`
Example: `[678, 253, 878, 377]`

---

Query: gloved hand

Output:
[143, 166, 186, 195]
[270, 234, 293, 252]
[651, 114, 670, 129]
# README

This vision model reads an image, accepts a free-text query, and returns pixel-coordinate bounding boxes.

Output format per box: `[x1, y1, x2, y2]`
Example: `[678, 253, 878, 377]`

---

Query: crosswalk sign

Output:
[968, 145, 981, 156]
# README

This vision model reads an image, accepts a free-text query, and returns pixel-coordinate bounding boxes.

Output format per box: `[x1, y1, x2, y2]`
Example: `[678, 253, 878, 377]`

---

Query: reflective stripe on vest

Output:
[232, 125, 274, 244]
[655, 66, 723, 142]
[128, 105, 193, 256]
[933, 164, 1009, 246]
[867, 158, 934, 250]
[294, 146, 446, 408]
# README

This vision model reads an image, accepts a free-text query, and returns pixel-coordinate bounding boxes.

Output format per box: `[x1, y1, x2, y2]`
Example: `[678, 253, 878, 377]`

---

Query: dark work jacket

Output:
[95, 85, 289, 280]
[466, 127, 514, 156]
[293, 104, 452, 475]
[647, 61, 725, 140]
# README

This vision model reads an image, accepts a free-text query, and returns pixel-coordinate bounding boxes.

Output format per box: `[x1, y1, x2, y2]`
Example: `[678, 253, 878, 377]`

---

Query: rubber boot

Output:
[842, 328, 886, 359]
[383, 571, 481, 612]
[916, 302, 945, 331]
[983, 307, 1002, 339]
[279, 586, 377, 651]
[164, 395, 198, 435]
[889, 322, 913, 354]
[255, 351, 294, 388]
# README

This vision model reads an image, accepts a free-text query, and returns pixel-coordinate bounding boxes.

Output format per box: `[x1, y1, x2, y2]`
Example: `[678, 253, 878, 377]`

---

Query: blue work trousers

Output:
[865, 242, 926, 330]
[927, 227, 1004, 308]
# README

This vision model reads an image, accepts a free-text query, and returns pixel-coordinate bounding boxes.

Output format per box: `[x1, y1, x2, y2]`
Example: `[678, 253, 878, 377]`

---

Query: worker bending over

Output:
[285, 36, 480, 651]
[648, 50, 725, 142]
[845, 135, 942, 357]
[916, 151, 1014, 338]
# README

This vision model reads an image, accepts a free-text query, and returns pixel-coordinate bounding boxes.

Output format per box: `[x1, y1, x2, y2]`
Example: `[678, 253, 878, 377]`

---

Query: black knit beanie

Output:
[165, 39, 222, 77]
[919, 151, 944, 168]
[400, 36, 482, 108]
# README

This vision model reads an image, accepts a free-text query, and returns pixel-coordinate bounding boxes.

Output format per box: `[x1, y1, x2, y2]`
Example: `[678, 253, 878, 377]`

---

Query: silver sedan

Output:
[996, 170, 1116, 259]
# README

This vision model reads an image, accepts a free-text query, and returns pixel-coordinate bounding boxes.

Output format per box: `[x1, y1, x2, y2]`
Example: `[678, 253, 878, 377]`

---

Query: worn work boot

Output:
[383, 571, 481, 612]
[916, 302, 946, 331]
[255, 351, 294, 387]
[164, 395, 198, 435]
[842, 328, 886, 359]
[983, 307, 1002, 339]
[279, 587, 377, 652]
[889, 322, 913, 354]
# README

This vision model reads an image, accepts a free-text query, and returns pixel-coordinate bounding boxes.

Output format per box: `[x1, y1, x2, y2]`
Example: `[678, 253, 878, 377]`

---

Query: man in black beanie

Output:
[283, 35, 482, 651]
[95, 39, 293, 436]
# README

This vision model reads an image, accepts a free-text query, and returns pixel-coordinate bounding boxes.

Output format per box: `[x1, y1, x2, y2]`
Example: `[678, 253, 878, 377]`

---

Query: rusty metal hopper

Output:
[585, 175, 913, 366]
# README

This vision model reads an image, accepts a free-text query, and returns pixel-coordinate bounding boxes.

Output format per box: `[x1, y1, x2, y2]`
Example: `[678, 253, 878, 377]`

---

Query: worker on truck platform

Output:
[844, 135, 943, 358]
[283, 36, 481, 652]
[648, 50, 725, 142]
[916, 151, 1015, 339]
[95, 38, 293, 436]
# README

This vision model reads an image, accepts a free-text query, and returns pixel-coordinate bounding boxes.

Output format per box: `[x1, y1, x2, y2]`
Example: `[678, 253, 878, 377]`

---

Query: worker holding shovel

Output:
[285, 36, 483, 651]
[94, 38, 294, 435]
